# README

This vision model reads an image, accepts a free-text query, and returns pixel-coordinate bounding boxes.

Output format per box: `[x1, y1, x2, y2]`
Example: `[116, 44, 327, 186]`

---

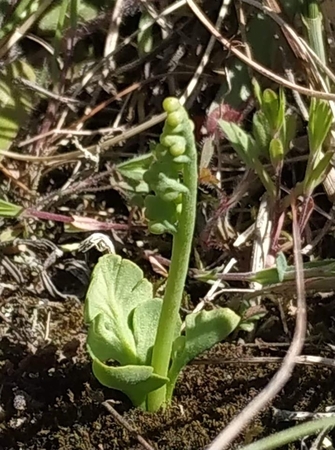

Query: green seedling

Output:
[84, 98, 240, 412]
[219, 83, 297, 200]
[219, 84, 332, 206]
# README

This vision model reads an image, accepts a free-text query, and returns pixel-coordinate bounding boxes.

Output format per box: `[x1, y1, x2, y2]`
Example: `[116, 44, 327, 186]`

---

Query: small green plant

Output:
[219, 82, 297, 201]
[84, 98, 240, 412]
[219, 83, 332, 207]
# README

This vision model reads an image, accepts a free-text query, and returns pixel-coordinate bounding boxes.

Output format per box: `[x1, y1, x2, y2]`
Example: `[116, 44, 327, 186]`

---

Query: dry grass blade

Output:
[180, 0, 232, 106]
[207, 199, 307, 450]
[103, 0, 124, 75]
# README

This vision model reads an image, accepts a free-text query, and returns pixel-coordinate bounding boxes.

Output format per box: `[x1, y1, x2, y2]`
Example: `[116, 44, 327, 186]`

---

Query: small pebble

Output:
[13, 393, 27, 411]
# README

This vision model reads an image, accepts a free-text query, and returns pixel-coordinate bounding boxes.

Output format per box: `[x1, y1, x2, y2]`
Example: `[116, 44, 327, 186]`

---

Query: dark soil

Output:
[1, 293, 335, 450]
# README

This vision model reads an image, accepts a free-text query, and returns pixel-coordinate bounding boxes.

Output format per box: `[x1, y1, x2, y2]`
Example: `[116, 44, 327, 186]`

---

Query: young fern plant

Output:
[84, 98, 240, 412]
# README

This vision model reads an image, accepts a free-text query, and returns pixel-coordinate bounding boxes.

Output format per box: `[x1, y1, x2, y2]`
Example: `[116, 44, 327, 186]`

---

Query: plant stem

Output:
[147, 120, 198, 412]
[240, 416, 335, 450]
[301, 0, 328, 83]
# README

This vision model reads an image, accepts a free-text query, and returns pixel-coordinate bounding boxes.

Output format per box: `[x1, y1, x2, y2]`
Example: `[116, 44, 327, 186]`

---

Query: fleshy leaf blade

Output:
[85, 254, 154, 363]
[92, 357, 168, 408]
[167, 308, 240, 398]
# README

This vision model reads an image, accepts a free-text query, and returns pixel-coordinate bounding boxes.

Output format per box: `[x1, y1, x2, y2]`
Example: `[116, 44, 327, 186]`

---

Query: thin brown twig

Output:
[102, 400, 155, 450]
[185, 0, 335, 100]
[0, 163, 34, 194]
[180, 0, 232, 106]
[192, 355, 335, 369]
[207, 199, 307, 450]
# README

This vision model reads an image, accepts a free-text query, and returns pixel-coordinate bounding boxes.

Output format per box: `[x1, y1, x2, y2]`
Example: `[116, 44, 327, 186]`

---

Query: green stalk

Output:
[241, 416, 335, 450]
[51, 0, 69, 82]
[301, 0, 328, 83]
[147, 103, 198, 412]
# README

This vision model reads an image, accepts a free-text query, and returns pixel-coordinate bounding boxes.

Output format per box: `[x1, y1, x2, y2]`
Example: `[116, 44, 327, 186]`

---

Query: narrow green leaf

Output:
[0, 199, 23, 217]
[137, 12, 153, 56]
[305, 151, 333, 194]
[252, 110, 271, 155]
[308, 99, 332, 154]
[282, 114, 297, 153]
[218, 120, 255, 166]
[252, 78, 263, 108]
[0, 60, 36, 152]
[276, 88, 286, 131]
[262, 89, 279, 131]
[269, 137, 284, 168]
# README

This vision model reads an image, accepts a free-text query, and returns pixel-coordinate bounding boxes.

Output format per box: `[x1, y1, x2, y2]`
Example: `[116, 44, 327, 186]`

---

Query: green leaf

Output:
[0, 199, 23, 217]
[138, 12, 153, 56]
[269, 138, 284, 168]
[262, 89, 279, 131]
[85, 254, 154, 364]
[167, 308, 240, 398]
[305, 151, 333, 194]
[37, 1, 98, 33]
[282, 114, 297, 153]
[277, 88, 286, 131]
[0, 61, 36, 152]
[252, 110, 271, 154]
[145, 195, 178, 234]
[218, 120, 256, 166]
[276, 252, 287, 282]
[252, 79, 263, 108]
[117, 153, 154, 182]
[87, 313, 127, 364]
[92, 356, 168, 408]
[308, 99, 332, 154]
[131, 298, 163, 365]
[250, 267, 282, 285]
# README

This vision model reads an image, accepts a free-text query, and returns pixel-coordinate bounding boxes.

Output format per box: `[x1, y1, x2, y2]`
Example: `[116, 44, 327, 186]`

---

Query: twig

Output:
[102, 400, 155, 450]
[207, 198, 307, 450]
[185, 0, 335, 100]
[16, 77, 82, 104]
[180, 0, 232, 106]
[140, 0, 173, 32]
[192, 354, 335, 369]
[80, 0, 187, 91]
[242, 0, 335, 87]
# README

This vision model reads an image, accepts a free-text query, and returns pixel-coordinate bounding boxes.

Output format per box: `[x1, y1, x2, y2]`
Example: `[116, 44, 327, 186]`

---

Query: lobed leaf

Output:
[167, 308, 240, 398]
[92, 357, 168, 408]
[85, 254, 154, 364]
